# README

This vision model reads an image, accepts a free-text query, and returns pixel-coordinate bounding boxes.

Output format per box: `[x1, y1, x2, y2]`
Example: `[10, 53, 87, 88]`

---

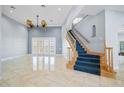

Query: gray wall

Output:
[28, 27, 62, 54]
[1, 14, 28, 59]
[75, 11, 105, 52]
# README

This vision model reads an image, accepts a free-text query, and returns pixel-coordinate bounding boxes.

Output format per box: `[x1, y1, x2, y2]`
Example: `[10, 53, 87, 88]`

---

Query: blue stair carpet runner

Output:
[69, 30, 100, 75]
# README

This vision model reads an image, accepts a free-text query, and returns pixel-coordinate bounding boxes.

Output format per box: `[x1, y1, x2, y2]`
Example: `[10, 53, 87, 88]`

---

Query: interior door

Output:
[49, 38, 56, 55]
[32, 37, 56, 55]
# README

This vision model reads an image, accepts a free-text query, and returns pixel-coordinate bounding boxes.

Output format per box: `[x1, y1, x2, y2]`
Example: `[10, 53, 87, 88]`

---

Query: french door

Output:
[32, 37, 56, 55]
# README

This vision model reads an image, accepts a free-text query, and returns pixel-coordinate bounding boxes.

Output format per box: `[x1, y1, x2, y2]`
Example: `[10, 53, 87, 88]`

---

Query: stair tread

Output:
[78, 51, 86, 53]
[79, 53, 100, 57]
[77, 50, 85, 52]
[74, 65, 100, 73]
[76, 61, 100, 69]
[78, 56, 100, 60]
[77, 49, 85, 50]
[78, 54, 100, 58]
[79, 56, 100, 58]
[78, 57, 100, 60]
[76, 60, 100, 65]
[74, 65, 100, 75]
[75, 64, 99, 69]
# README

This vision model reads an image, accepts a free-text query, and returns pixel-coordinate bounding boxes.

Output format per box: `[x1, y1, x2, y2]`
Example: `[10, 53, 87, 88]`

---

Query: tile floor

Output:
[0, 55, 124, 87]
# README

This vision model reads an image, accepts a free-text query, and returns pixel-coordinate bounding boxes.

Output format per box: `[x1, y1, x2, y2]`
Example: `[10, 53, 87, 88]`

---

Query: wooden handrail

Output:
[67, 47, 71, 61]
[71, 24, 104, 56]
[66, 31, 78, 69]
[72, 26, 90, 43]
[67, 31, 76, 49]
[67, 31, 75, 42]
[71, 30, 104, 56]
[71, 31, 90, 49]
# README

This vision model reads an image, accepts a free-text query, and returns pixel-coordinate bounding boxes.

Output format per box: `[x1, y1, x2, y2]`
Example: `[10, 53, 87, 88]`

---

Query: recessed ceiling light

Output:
[10, 10, 13, 13]
[10, 6, 16, 13]
[50, 20, 53, 22]
[58, 8, 62, 11]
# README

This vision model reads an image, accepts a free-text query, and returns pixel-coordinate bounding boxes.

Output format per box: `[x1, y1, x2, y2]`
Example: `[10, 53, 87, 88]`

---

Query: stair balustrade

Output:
[66, 31, 78, 69]
[101, 47, 115, 78]
[72, 27, 90, 43]
[105, 47, 113, 72]
[67, 47, 72, 62]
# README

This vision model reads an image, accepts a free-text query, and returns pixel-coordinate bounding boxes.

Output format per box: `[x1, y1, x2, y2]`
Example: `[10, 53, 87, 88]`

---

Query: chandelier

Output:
[26, 15, 47, 30]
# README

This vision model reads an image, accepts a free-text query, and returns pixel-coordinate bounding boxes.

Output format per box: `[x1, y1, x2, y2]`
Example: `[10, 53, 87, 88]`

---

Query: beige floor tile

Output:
[0, 54, 124, 87]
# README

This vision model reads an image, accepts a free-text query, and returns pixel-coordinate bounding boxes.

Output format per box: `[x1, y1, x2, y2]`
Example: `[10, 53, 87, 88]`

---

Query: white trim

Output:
[1, 54, 26, 62]
[114, 66, 119, 72]
[55, 54, 62, 56]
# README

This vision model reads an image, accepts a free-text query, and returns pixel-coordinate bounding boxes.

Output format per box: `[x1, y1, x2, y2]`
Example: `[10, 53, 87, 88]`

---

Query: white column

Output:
[0, 5, 2, 79]
[62, 25, 70, 59]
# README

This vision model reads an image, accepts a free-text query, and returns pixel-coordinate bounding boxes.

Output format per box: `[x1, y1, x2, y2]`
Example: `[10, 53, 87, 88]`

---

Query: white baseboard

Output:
[114, 66, 119, 71]
[1, 54, 63, 62]
[56, 54, 62, 56]
[119, 56, 124, 64]
[1, 54, 26, 62]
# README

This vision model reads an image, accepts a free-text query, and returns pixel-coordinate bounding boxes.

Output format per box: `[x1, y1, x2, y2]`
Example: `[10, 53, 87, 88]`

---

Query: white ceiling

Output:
[2, 5, 124, 27]
[78, 5, 124, 17]
[2, 5, 73, 26]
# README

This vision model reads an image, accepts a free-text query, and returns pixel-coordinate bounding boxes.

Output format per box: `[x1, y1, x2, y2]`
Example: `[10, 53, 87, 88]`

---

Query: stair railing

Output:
[72, 26, 90, 43]
[71, 30, 91, 52]
[104, 47, 114, 72]
[67, 31, 76, 49]
[67, 47, 72, 63]
[71, 25, 92, 53]
[72, 24, 104, 55]
[66, 31, 78, 69]
[100, 46, 115, 78]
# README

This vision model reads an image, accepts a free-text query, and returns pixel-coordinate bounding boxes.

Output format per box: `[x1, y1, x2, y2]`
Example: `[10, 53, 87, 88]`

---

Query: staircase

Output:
[69, 31, 100, 75]
[66, 28, 116, 78]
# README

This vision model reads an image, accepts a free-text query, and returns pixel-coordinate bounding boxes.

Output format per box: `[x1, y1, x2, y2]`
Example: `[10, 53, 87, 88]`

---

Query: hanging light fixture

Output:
[26, 15, 47, 30]
[41, 20, 47, 28]
[26, 19, 34, 28]
[36, 15, 39, 27]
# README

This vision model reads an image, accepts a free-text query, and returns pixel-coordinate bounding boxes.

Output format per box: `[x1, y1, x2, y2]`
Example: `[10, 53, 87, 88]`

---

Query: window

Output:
[92, 25, 96, 37]
[120, 41, 124, 52]
[73, 17, 82, 25]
